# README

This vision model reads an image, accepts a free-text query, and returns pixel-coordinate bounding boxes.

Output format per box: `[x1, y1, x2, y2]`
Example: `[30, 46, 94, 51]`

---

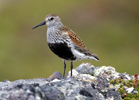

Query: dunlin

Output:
[32, 14, 99, 77]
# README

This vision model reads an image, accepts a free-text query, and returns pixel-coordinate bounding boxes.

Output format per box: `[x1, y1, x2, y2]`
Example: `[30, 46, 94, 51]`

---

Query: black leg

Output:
[63, 60, 66, 77]
[70, 62, 73, 77]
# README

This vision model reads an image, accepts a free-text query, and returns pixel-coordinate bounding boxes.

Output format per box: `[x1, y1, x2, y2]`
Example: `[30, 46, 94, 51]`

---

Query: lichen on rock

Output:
[0, 63, 138, 100]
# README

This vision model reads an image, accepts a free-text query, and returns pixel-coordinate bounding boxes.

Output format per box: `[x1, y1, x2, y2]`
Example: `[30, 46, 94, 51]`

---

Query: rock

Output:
[75, 63, 95, 75]
[93, 66, 120, 80]
[66, 69, 79, 78]
[1, 63, 136, 100]
[46, 71, 63, 81]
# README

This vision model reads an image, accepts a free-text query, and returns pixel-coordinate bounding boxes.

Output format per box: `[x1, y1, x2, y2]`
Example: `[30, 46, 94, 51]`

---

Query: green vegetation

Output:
[110, 78, 139, 99]
[0, 0, 139, 81]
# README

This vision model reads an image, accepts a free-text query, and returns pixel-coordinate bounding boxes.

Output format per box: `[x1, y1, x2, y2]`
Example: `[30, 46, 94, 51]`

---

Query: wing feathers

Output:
[60, 26, 99, 61]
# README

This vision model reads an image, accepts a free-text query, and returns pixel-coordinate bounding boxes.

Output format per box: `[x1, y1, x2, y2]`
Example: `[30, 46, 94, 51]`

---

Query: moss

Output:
[110, 78, 139, 99]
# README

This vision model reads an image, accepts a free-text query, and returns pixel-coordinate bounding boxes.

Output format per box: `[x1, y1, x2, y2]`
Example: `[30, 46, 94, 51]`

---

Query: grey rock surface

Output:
[1, 63, 134, 100]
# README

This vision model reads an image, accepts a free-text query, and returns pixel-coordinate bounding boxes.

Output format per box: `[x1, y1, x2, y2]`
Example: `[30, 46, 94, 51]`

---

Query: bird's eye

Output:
[49, 17, 54, 21]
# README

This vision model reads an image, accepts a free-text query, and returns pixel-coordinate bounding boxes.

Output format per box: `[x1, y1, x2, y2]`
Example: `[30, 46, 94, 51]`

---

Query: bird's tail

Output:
[87, 54, 99, 61]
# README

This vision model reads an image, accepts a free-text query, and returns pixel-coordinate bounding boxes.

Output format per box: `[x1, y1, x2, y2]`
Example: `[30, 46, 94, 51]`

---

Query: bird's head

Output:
[32, 14, 62, 29]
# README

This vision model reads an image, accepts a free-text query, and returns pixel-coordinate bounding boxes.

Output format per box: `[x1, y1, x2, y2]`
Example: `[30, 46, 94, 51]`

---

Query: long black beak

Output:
[32, 21, 46, 29]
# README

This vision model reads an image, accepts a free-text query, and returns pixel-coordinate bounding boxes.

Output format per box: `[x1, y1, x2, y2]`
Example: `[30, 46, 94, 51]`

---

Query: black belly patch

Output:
[48, 42, 76, 61]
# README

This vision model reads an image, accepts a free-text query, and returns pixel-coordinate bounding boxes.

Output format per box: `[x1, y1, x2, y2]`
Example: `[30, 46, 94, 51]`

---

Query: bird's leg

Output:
[63, 60, 66, 77]
[70, 62, 73, 77]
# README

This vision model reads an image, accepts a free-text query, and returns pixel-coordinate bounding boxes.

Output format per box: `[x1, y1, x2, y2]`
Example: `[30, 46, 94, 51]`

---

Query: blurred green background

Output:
[0, 0, 139, 81]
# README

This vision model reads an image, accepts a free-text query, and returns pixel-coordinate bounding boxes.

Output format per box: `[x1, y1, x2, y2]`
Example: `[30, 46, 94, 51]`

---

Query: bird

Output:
[32, 14, 99, 77]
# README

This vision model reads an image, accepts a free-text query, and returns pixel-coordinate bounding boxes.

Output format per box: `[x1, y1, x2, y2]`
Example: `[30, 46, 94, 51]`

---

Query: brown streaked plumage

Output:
[47, 14, 58, 17]
[32, 14, 99, 77]
[61, 26, 87, 50]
